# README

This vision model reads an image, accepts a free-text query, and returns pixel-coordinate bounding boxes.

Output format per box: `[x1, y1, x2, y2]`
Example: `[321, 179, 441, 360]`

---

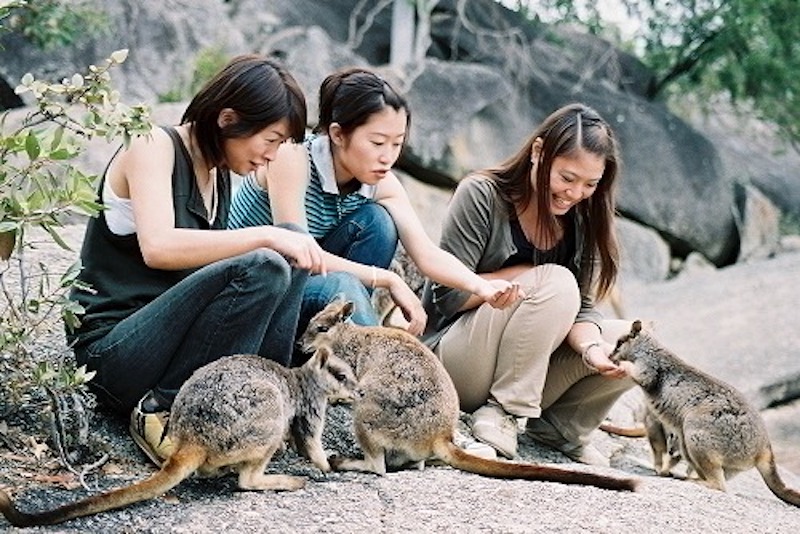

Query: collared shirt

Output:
[227, 135, 376, 239]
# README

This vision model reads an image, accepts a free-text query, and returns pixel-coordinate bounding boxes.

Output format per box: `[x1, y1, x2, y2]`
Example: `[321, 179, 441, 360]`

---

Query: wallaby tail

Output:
[599, 421, 647, 438]
[0, 444, 205, 527]
[755, 447, 800, 508]
[433, 439, 638, 492]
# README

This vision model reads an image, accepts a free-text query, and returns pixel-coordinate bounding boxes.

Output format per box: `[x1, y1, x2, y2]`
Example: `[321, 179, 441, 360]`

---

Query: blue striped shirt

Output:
[227, 135, 376, 239]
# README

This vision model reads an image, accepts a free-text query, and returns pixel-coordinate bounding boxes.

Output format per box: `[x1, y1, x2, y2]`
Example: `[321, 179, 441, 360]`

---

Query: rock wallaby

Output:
[300, 300, 638, 493]
[0, 348, 357, 527]
[611, 320, 800, 507]
[599, 407, 685, 477]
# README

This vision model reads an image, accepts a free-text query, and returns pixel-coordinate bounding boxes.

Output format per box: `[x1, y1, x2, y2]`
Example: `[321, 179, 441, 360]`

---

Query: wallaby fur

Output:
[300, 300, 638, 493]
[600, 408, 686, 477]
[0, 348, 357, 527]
[611, 320, 800, 507]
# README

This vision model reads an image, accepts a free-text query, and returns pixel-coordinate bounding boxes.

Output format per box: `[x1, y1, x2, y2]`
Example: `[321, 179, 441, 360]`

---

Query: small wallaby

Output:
[611, 320, 800, 507]
[299, 300, 638, 492]
[0, 347, 357, 527]
[600, 408, 686, 477]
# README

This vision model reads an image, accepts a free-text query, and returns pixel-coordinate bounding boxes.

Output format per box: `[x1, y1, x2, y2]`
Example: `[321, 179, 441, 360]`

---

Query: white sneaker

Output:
[568, 443, 610, 468]
[453, 429, 498, 460]
[550, 441, 610, 468]
[472, 403, 520, 459]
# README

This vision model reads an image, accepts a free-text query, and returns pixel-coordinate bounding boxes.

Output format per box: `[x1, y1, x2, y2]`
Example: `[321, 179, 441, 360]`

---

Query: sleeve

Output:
[428, 176, 496, 321]
[574, 245, 604, 328]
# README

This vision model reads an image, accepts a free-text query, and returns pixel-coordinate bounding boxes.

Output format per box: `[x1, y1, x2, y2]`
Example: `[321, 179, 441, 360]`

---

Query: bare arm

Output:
[375, 173, 519, 308]
[456, 264, 530, 311]
[260, 142, 311, 230]
[122, 129, 324, 272]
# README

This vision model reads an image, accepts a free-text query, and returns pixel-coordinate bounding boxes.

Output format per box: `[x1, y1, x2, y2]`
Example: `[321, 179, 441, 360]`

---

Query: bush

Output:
[0, 40, 152, 472]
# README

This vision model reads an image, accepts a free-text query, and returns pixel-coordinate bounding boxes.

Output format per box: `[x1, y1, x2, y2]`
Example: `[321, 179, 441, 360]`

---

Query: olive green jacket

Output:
[421, 174, 602, 348]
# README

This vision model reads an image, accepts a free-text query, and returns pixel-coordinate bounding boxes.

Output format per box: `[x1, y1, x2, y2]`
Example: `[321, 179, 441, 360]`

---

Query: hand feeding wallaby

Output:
[611, 320, 800, 507]
[0, 348, 357, 527]
[299, 300, 638, 492]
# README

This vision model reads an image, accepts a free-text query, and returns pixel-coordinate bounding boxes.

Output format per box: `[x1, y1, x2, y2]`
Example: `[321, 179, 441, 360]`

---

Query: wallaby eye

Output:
[316, 325, 329, 333]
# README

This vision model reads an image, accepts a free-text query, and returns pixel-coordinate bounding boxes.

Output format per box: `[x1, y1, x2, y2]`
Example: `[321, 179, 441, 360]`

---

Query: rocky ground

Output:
[1, 222, 799, 533]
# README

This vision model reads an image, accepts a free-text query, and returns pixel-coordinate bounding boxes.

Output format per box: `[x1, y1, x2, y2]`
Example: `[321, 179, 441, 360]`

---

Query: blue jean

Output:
[75, 248, 308, 413]
[294, 203, 397, 360]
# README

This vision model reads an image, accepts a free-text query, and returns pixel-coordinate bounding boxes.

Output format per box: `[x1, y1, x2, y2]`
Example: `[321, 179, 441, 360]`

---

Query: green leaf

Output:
[49, 148, 72, 160]
[0, 221, 19, 233]
[24, 130, 40, 160]
[41, 223, 72, 251]
[50, 125, 65, 151]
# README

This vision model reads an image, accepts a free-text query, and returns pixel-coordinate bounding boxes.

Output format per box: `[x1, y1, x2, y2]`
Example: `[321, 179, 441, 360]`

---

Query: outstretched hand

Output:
[584, 343, 628, 378]
[479, 279, 525, 309]
[387, 274, 427, 336]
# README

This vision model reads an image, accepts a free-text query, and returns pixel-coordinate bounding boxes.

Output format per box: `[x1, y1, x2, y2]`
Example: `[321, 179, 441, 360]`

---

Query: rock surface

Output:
[1, 223, 799, 533]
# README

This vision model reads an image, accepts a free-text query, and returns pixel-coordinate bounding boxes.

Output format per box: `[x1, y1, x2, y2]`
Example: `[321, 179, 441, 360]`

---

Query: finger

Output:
[316, 250, 327, 276]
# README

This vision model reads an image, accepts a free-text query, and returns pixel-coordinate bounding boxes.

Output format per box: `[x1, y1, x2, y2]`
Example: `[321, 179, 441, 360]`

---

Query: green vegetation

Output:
[512, 0, 800, 151]
[159, 45, 229, 103]
[2, 0, 107, 49]
[1, 0, 152, 473]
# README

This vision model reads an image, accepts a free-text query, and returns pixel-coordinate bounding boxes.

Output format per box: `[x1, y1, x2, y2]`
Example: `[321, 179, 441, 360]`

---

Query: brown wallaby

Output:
[600, 408, 686, 477]
[0, 348, 357, 527]
[611, 320, 800, 507]
[299, 300, 638, 492]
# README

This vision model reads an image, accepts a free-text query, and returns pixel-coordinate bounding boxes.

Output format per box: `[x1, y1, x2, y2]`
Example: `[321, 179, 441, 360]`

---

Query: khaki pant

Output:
[434, 264, 634, 447]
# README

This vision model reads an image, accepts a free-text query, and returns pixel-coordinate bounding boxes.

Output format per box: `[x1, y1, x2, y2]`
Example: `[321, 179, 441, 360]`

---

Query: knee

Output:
[353, 203, 398, 248]
[240, 249, 293, 289]
[362, 203, 397, 240]
[311, 272, 375, 324]
[520, 265, 580, 311]
[320, 272, 370, 302]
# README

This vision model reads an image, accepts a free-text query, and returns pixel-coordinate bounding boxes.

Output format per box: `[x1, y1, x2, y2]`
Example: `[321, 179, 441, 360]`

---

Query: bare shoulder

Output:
[260, 141, 309, 188]
[374, 170, 407, 202]
[116, 126, 175, 170]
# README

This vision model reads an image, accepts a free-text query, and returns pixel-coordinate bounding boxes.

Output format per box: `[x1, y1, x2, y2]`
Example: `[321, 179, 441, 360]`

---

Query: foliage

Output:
[2, 0, 107, 49]
[159, 45, 229, 103]
[513, 0, 800, 151]
[0, 37, 152, 470]
[779, 212, 800, 238]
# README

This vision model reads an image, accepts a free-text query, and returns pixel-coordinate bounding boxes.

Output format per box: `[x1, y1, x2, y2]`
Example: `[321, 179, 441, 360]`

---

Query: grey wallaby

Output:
[299, 300, 638, 492]
[611, 320, 800, 507]
[0, 348, 357, 527]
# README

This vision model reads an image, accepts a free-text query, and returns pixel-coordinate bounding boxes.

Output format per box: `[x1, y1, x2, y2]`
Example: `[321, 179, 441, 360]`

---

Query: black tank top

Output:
[66, 126, 231, 348]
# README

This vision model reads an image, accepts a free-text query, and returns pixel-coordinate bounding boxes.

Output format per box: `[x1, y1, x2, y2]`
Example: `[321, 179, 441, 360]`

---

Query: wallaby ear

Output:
[631, 320, 642, 336]
[340, 300, 355, 321]
[313, 346, 331, 368]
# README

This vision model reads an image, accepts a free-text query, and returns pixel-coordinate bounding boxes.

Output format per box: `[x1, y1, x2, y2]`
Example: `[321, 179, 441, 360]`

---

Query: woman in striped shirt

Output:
[228, 68, 519, 357]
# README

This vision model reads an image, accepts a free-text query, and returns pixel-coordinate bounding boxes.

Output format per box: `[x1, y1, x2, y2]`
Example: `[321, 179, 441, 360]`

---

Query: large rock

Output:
[622, 250, 800, 408]
[617, 218, 671, 283]
[0, 0, 247, 105]
[3, 0, 798, 266]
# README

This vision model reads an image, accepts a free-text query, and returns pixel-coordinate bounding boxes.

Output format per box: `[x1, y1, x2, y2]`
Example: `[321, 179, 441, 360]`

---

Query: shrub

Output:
[0, 39, 152, 473]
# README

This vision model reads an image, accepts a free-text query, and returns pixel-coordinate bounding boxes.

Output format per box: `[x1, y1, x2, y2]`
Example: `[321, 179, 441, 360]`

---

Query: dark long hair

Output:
[485, 103, 620, 298]
[181, 54, 307, 170]
[315, 67, 409, 137]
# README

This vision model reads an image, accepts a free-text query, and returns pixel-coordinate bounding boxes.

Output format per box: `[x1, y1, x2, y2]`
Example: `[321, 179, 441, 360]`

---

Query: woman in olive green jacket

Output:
[422, 103, 634, 464]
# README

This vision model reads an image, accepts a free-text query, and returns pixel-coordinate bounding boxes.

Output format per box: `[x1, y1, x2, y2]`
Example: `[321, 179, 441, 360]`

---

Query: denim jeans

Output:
[294, 202, 397, 360]
[75, 247, 308, 413]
